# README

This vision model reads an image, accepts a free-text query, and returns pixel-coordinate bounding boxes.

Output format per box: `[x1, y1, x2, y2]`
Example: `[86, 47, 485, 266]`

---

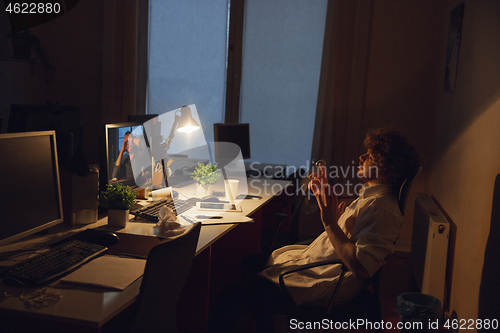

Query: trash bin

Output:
[397, 292, 442, 332]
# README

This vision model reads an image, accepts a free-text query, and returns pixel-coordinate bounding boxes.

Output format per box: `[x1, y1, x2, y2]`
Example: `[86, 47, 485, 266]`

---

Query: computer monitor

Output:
[100, 122, 165, 193]
[0, 131, 64, 246]
[213, 123, 251, 159]
[7, 104, 83, 171]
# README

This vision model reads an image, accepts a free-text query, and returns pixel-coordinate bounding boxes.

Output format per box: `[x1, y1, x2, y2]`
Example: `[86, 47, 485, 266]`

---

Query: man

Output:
[208, 128, 421, 332]
[111, 131, 151, 187]
[111, 131, 134, 182]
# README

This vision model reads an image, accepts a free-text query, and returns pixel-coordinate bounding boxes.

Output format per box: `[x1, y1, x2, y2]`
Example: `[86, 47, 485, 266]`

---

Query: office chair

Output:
[128, 222, 202, 333]
[279, 259, 383, 324]
[398, 166, 422, 215]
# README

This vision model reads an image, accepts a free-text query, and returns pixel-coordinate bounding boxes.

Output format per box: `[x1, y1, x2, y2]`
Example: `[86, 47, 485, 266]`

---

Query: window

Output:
[239, 0, 327, 170]
[147, 0, 327, 171]
[147, 0, 230, 144]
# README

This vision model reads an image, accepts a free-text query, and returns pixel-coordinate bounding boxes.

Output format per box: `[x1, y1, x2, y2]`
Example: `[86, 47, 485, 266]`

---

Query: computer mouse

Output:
[96, 232, 120, 247]
[75, 229, 120, 247]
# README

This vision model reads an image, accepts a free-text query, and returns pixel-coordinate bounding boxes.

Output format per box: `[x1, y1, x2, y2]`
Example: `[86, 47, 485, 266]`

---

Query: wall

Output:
[365, 0, 500, 323]
[0, 1, 104, 163]
[362, 0, 443, 251]
[427, 0, 500, 323]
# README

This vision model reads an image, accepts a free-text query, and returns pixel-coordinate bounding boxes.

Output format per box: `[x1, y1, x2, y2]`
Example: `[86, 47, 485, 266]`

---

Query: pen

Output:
[196, 215, 223, 219]
[118, 253, 148, 259]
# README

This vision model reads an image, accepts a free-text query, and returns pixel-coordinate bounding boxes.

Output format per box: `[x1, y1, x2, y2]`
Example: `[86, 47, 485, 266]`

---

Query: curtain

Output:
[312, 0, 373, 185]
[101, 0, 149, 124]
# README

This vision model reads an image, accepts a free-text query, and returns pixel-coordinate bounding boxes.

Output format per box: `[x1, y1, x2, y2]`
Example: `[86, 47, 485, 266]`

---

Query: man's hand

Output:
[308, 163, 369, 281]
[308, 163, 345, 228]
[121, 133, 130, 152]
[115, 133, 130, 166]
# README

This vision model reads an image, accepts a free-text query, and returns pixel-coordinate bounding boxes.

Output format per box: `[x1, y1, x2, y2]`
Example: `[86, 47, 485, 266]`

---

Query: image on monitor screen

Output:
[100, 122, 166, 194]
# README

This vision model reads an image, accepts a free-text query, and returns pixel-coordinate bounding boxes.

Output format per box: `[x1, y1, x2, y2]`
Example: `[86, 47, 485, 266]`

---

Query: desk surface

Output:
[0, 178, 291, 330]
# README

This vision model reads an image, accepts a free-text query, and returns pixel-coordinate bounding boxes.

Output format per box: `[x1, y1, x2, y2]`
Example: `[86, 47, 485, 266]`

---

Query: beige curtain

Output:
[102, 0, 149, 124]
[312, 0, 373, 184]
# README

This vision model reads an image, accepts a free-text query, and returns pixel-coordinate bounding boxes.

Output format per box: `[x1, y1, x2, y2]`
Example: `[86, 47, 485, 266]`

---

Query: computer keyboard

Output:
[130, 197, 197, 222]
[1, 240, 107, 287]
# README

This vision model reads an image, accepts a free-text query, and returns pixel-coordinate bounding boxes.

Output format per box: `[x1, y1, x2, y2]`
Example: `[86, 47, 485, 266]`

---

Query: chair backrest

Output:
[398, 166, 422, 215]
[129, 222, 201, 333]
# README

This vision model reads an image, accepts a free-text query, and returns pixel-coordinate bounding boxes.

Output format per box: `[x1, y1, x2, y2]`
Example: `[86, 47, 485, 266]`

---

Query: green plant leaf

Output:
[99, 183, 137, 210]
[191, 162, 222, 185]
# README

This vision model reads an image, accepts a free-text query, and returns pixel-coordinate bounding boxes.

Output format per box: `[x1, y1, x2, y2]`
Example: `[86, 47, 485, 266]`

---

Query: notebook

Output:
[60, 255, 146, 291]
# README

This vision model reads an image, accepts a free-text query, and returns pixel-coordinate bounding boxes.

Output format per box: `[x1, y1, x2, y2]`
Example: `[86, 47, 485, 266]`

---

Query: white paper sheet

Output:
[178, 212, 253, 225]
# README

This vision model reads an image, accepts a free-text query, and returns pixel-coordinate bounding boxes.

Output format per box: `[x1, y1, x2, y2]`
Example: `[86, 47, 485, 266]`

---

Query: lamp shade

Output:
[177, 105, 200, 133]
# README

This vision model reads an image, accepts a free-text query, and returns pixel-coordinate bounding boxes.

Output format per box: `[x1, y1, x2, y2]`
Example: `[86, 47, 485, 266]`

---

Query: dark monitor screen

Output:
[0, 131, 63, 246]
[213, 123, 250, 159]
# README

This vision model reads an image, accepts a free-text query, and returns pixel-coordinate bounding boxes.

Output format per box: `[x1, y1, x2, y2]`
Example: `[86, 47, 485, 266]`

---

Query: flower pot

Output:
[107, 209, 129, 228]
[196, 184, 213, 198]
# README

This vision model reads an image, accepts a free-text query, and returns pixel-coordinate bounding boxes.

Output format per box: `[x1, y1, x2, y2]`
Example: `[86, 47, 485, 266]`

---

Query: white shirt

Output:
[259, 184, 402, 306]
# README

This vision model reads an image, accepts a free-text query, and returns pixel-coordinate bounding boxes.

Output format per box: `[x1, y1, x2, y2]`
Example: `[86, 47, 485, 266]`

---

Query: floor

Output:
[379, 252, 419, 332]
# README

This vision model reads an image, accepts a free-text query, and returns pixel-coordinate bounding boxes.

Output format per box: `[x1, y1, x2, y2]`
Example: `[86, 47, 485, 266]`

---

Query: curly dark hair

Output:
[364, 128, 422, 190]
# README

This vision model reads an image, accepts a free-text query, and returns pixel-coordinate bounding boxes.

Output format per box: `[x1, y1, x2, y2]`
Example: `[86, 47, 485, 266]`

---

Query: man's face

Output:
[124, 133, 131, 153]
[357, 151, 380, 182]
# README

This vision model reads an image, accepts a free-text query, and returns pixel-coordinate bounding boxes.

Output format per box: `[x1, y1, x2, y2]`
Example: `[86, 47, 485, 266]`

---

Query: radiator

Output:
[410, 193, 450, 306]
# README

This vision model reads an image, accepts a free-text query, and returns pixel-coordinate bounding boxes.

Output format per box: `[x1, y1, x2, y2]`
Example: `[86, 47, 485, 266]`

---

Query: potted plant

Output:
[99, 183, 137, 227]
[191, 162, 221, 197]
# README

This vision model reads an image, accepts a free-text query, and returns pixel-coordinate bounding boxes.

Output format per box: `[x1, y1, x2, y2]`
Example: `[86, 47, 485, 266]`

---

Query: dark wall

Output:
[0, 1, 104, 163]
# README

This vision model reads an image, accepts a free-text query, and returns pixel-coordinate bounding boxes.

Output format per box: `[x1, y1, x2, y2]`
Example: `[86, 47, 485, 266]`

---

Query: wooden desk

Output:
[0, 178, 291, 333]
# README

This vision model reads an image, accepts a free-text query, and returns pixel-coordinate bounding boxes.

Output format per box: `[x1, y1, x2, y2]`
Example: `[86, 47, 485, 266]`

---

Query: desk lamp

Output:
[130, 105, 205, 198]
[160, 105, 200, 186]
[163, 105, 200, 150]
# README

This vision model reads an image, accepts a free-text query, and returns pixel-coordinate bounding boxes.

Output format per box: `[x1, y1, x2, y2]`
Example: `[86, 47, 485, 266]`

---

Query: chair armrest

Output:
[278, 259, 348, 305]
